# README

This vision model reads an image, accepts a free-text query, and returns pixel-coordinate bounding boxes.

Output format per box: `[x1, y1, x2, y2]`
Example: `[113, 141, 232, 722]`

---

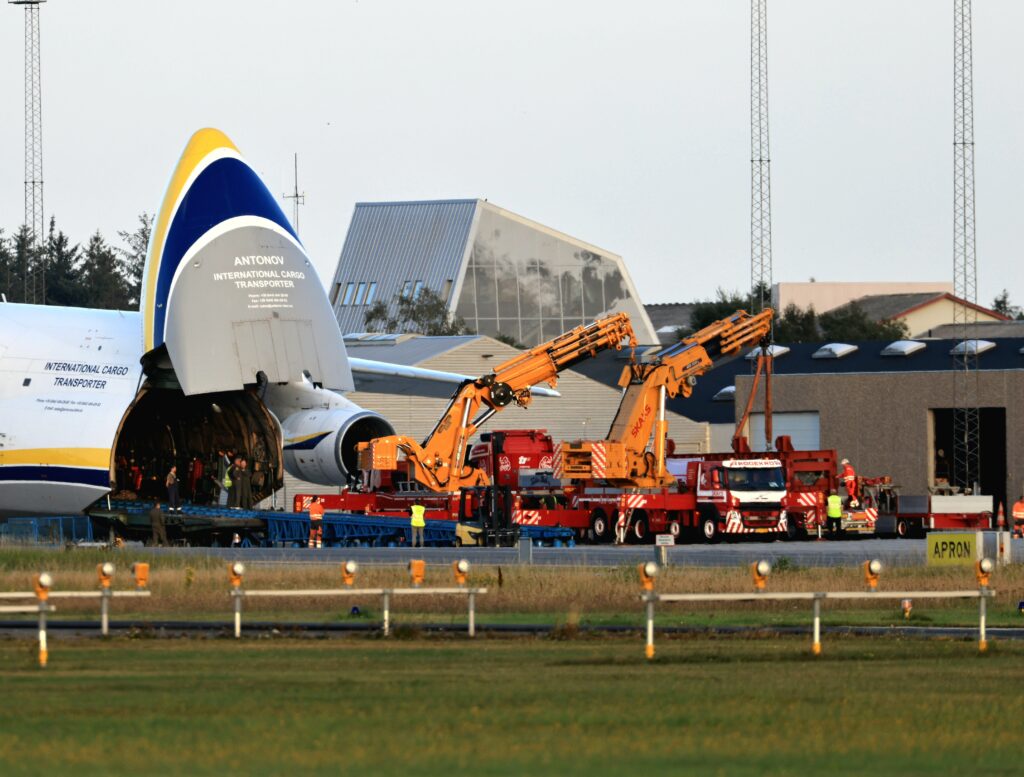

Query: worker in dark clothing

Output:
[150, 501, 169, 546]
[166, 465, 181, 512]
[235, 458, 253, 510]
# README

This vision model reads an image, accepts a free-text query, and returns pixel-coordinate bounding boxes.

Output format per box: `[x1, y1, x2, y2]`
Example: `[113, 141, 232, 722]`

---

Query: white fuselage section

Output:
[0, 304, 144, 515]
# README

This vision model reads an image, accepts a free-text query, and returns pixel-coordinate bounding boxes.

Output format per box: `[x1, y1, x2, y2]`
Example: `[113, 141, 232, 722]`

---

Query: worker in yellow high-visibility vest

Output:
[826, 490, 844, 536]
[410, 503, 426, 548]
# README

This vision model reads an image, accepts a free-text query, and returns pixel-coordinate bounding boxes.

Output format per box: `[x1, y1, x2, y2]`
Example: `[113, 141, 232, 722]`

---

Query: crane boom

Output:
[357, 313, 636, 492]
[559, 308, 773, 488]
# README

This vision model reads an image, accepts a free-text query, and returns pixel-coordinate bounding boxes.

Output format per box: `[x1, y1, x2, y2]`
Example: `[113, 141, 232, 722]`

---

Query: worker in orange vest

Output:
[1012, 495, 1024, 539]
[308, 495, 325, 549]
[839, 458, 859, 508]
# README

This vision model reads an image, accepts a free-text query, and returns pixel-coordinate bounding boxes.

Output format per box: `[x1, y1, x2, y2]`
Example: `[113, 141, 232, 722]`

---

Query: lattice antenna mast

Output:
[11, 0, 46, 304]
[750, 0, 772, 316]
[283, 153, 305, 236]
[952, 0, 980, 492]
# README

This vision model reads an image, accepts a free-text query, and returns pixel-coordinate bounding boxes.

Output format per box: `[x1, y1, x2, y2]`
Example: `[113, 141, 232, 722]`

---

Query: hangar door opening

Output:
[930, 408, 1007, 513]
[749, 412, 820, 452]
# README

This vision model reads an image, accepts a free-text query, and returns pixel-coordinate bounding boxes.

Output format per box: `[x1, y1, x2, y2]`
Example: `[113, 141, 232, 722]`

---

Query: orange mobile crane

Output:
[356, 313, 636, 492]
[559, 309, 773, 488]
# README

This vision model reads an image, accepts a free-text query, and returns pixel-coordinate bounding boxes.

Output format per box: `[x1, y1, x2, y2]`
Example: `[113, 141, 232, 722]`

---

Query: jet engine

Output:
[280, 407, 395, 486]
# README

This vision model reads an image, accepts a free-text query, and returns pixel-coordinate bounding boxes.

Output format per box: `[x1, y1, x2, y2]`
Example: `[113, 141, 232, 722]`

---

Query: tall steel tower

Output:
[750, 0, 772, 315]
[11, 0, 46, 303]
[952, 0, 980, 492]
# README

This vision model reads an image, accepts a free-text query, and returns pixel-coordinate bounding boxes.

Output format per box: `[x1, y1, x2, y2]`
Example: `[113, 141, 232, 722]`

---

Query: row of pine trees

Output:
[0, 214, 151, 310]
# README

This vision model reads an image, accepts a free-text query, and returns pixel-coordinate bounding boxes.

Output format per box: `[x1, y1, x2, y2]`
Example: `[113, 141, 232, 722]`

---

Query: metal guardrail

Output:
[641, 587, 996, 658]
[230, 586, 487, 638]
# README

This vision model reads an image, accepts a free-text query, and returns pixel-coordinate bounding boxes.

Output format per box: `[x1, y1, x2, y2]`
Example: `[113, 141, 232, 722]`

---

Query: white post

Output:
[101, 589, 110, 637]
[233, 591, 242, 639]
[812, 597, 822, 656]
[38, 601, 48, 669]
[382, 591, 391, 637]
[468, 591, 476, 638]
[645, 595, 655, 660]
[979, 593, 988, 653]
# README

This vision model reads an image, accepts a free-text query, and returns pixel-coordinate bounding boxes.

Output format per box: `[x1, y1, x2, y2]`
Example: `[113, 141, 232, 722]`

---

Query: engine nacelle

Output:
[281, 407, 395, 486]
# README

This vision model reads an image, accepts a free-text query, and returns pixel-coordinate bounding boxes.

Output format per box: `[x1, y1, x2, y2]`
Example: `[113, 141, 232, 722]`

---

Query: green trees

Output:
[0, 214, 151, 310]
[364, 286, 472, 336]
[679, 288, 911, 343]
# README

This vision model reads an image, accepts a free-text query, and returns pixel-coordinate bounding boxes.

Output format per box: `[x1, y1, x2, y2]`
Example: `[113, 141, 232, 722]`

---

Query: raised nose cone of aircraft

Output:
[140, 129, 350, 396]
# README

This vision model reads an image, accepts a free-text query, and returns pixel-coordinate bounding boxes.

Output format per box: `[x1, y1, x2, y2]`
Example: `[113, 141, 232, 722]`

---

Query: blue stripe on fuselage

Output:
[152, 157, 298, 349]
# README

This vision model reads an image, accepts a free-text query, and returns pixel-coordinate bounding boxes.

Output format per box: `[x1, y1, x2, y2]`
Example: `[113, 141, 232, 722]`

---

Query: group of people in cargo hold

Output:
[825, 458, 860, 533]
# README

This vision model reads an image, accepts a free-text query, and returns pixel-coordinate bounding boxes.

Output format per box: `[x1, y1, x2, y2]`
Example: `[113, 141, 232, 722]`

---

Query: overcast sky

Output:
[1, 1, 1021, 307]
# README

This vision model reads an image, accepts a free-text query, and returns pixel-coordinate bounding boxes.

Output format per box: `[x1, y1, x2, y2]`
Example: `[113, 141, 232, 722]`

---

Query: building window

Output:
[341, 283, 355, 306]
[354, 282, 367, 305]
[330, 282, 343, 304]
[364, 282, 378, 306]
[442, 279, 453, 302]
[400, 280, 413, 299]
[412, 280, 424, 299]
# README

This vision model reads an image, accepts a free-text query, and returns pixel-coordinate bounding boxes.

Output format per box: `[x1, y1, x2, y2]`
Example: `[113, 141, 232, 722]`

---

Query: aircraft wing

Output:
[348, 357, 561, 399]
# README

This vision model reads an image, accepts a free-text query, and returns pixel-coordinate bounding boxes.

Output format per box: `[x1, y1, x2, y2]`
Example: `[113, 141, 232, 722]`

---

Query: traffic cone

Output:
[997, 503, 1005, 531]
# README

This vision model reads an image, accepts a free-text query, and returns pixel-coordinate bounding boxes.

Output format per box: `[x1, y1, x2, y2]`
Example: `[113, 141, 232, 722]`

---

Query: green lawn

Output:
[1, 636, 1021, 776]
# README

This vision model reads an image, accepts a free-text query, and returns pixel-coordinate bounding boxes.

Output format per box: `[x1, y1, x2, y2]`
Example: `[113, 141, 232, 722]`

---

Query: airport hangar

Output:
[327, 198, 660, 347]
[576, 330, 1023, 517]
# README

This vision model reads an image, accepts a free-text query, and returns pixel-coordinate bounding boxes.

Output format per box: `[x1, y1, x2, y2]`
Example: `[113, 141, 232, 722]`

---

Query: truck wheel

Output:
[630, 514, 650, 544]
[701, 513, 720, 544]
[590, 510, 612, 543]
[896, 518, 910, 539]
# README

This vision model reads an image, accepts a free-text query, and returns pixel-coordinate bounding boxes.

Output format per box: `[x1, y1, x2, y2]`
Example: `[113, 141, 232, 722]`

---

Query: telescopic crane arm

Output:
[357, 313, 636, 492]
[559, 308, 774, 488]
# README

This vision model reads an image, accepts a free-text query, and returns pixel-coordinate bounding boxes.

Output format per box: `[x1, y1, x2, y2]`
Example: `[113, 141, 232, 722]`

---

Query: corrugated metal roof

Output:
[329, 200, 479, 334]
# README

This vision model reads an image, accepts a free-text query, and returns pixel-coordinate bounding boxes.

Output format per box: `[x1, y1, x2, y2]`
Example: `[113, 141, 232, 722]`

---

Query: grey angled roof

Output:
[833, 293, 943, 321]
[329, 199, 479, 334]
[644, 303, 698, 331]
[344, 334, 481, 365]
[927, 321, 1024, 339]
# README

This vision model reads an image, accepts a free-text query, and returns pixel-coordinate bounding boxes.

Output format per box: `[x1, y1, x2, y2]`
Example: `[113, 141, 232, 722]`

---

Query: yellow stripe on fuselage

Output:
[142, 128, 240, 353]
[0, 448, 111, 469]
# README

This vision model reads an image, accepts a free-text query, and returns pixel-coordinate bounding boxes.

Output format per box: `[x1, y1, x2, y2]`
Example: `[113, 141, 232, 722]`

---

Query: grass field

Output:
[1, 636, 1022, 776]
[3, 548, 1024, 628]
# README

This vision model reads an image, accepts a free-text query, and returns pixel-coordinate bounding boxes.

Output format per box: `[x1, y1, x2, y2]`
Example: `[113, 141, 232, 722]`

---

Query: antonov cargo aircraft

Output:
[0, 128, 555, 517]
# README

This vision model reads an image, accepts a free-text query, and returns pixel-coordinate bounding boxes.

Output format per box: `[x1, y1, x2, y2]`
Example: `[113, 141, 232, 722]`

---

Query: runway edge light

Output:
[453, 559, 470, 586]
[639, 561, 658, 591]
[751, 560, 771, 591]
[229, 562, 245, 589]
[976, 557, 993, 588]
[341, 560, 358, 586]
[131, 562, 150, 590]
[863, 559, 882, 590]
[97, 562, 114, 589]
[408, 559, 426, 587]
[34, 572, 52, 601]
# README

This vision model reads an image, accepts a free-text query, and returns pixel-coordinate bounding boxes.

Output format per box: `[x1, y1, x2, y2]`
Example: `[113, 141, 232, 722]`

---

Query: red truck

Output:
[613, 454, 790, 543]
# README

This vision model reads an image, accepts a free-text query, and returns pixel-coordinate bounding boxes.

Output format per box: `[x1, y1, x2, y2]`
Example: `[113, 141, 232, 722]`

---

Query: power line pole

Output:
[750, 0, 772, 315]
[283, 153, 305, 236]
[10, 0, 46, 304]
[952, 0, 980, 493]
